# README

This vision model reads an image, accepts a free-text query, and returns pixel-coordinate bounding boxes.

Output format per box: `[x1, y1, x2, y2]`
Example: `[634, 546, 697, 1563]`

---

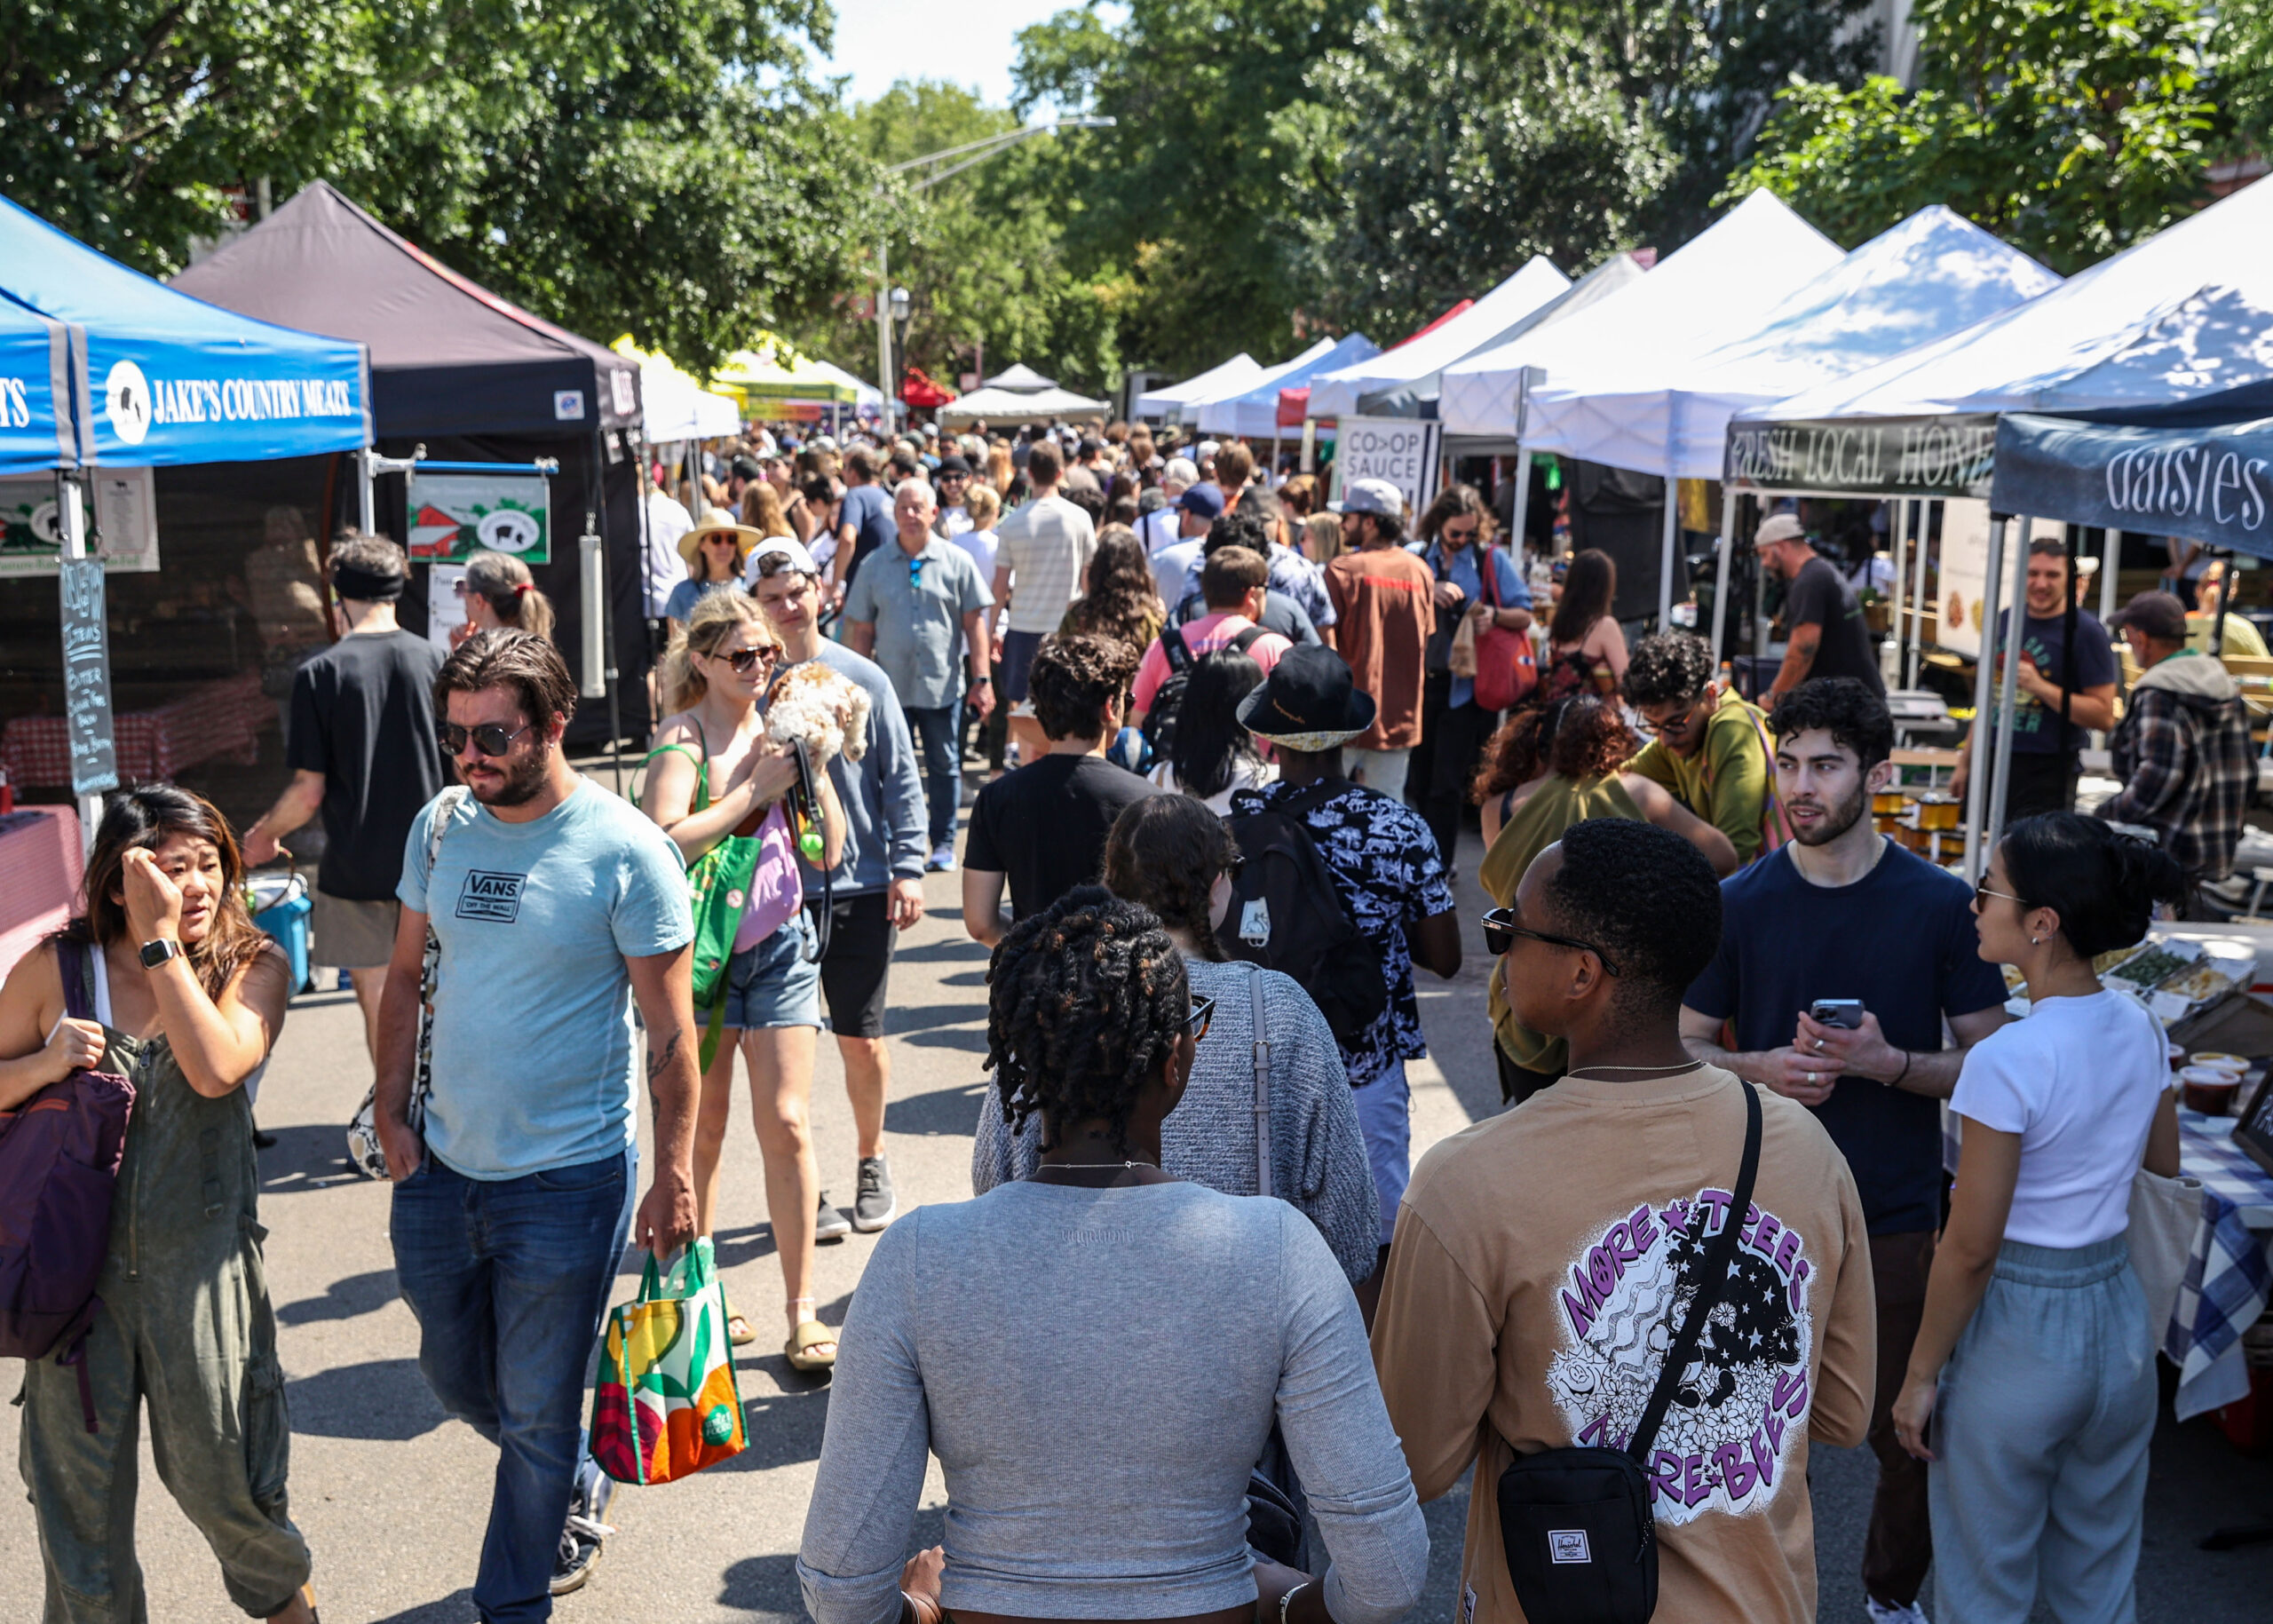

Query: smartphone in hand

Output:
[1810, 999, 1865, 1030]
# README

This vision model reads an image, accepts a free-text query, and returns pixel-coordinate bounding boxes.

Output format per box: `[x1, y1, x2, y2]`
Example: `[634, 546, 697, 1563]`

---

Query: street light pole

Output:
[871, 115, 1114, 429]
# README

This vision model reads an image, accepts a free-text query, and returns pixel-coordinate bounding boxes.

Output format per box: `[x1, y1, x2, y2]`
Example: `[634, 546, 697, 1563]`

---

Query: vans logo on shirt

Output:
[1548, 1192, 1817, 1525]
[455, 869, 527, 923]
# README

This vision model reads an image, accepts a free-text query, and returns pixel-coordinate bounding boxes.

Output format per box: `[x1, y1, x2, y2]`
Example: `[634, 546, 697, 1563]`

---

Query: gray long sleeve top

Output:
[796, 1181, 1429, 1624]
[971, 959, 1380, 1285]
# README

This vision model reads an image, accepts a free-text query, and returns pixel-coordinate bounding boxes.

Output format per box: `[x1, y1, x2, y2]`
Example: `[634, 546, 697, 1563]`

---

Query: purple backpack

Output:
[0, 938, 136, 1424]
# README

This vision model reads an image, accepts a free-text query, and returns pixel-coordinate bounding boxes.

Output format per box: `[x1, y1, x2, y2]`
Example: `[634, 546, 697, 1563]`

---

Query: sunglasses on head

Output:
[439, 720, 535, 758]
[1184, 995, 1217, 1041]
[1480, 906, 1622, 976]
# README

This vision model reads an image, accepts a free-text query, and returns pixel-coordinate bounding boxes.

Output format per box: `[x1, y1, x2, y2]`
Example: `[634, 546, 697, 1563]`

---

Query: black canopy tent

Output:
[172, 182, 651, 746]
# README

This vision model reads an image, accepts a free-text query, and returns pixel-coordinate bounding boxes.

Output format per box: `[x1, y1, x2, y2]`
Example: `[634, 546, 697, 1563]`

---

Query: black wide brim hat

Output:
[1237, 644, 1378, 750]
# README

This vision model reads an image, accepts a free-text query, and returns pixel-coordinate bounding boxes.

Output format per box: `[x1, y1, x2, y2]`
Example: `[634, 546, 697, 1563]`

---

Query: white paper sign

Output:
[1330, 416, 1442, 519]
[1935, 506, 2058, 659]
[429, 563, 469, 653]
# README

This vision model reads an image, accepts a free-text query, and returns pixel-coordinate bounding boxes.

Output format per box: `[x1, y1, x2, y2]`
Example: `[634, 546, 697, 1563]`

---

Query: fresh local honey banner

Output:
[407, 469, 550, 564]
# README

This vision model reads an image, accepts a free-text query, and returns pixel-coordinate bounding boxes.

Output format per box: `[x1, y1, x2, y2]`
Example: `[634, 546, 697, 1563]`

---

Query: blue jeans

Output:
[392, 1146, 637, 1622]
[903, 702, 962, 847]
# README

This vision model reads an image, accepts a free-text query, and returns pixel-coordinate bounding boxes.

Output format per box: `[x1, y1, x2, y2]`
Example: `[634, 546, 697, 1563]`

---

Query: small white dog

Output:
[764, 660, 870, 766]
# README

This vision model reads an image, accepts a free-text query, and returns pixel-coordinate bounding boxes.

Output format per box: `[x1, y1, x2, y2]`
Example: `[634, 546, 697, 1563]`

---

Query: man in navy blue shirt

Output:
[1681, 677, 2008, 1624]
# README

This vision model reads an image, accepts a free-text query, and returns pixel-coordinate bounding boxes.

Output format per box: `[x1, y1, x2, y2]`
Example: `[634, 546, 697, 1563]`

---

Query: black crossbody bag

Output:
[1495, 1079, 1762, 1624]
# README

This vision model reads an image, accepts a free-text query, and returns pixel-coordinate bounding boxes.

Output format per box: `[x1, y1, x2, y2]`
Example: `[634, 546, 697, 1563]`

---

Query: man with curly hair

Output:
[962, 633, 1157, 945]
[1624, 630, 1780, 866]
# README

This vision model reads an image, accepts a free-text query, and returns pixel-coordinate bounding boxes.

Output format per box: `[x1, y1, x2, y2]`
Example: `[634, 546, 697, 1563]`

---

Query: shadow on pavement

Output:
[892, 937, 989, 964]
[720, 1506, 945, 1612]
[366, 1588, 476, 1623]
[883, 1002, 991, 1034]
[884, 1083, 988, 1137]
[257, 1123, 370, 1196]
[278, 1268, 399, 1326]
[288, 1359, 449, 1440]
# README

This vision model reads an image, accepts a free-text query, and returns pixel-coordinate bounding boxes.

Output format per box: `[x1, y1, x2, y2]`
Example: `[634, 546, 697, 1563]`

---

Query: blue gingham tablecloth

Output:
[2169, 1107, 2273, 1421]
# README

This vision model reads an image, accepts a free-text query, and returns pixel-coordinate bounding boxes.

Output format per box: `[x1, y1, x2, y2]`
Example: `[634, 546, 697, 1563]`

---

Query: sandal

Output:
[786, 1319, 838, 1372]
[727, 1312, 756, 1347]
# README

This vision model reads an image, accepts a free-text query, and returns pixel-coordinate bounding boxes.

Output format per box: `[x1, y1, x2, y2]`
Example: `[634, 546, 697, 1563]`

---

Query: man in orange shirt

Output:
[1327, 479, 1435, 795]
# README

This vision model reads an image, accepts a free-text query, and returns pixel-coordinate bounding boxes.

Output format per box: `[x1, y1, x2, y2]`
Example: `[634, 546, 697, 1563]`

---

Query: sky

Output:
[814, 0, 1090, 115]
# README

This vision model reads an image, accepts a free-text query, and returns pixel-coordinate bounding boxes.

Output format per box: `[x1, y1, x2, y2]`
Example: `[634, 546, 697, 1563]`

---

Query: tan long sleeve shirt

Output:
[1370, 1066, 1877, 1624]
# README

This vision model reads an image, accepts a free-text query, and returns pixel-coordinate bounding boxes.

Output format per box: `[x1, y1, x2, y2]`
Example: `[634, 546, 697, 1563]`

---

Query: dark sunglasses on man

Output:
[438, 720, 535, 758]
[1479, 906, 1622, 976]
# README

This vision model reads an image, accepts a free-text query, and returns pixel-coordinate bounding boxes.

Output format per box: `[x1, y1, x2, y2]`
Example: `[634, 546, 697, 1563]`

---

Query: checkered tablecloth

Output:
[2170, 1106, 2273, 1421]
[2, 670, 270, 788]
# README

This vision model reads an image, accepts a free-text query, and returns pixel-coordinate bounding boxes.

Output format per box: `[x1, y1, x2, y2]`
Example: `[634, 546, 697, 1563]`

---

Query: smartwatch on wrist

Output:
[139, 937, 183, 970]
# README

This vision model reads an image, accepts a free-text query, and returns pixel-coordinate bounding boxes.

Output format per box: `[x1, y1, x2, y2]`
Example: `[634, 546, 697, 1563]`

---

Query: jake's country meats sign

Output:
[1993, 411, 2273, 555]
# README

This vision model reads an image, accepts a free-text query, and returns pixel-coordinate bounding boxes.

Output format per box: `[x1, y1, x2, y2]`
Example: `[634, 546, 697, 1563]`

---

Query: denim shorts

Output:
[720, 907, 823, 1030]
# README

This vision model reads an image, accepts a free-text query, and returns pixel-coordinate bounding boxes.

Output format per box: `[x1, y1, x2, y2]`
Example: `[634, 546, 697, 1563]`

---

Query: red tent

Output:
[899, 366, 956, 408]
[1390, 299, 1473, 350]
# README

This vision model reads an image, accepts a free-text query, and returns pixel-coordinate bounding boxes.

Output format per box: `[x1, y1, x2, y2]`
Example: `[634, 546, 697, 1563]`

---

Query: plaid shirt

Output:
[2102, 669, 2254, 880]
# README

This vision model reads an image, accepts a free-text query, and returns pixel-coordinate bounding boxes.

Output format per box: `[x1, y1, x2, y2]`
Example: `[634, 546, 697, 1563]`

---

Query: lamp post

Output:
[889, 285, 911, 421]
[873, 115, 1114, 430]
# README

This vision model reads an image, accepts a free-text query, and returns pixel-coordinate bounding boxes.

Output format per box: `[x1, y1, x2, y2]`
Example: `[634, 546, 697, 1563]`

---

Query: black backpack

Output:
[1141, 622, 1268, 765]
[1219, 781, 1390, 1050]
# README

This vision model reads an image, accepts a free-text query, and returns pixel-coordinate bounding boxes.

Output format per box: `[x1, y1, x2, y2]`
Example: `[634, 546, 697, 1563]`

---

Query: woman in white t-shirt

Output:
[1893, 813, 2184, 1623]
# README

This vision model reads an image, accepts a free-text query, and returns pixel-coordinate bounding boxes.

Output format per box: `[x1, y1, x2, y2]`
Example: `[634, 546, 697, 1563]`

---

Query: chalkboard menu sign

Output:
[59, 557, 117, 796]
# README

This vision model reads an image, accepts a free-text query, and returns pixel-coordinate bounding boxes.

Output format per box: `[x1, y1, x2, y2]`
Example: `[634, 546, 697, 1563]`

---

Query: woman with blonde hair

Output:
[1303, 511, 1344, 566]
[452, 549, 557, 647]
[985, 440, 1016, 498]
[741, 479, 796, 541]
[644, 592, 847, 1368]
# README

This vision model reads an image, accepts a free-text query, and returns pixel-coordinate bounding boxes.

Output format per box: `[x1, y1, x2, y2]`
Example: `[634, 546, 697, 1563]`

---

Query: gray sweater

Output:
[971, 959, 1380, 1285]
[796, 1181, 1429, 1624]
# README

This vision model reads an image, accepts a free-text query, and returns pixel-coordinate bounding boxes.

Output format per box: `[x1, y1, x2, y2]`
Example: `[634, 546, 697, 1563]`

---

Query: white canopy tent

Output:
[983, 362, 1057, 391]
[1732, 176, 2273, 875]
[1196, 331, 1381, 438]
[1132, 353, 1262, 420]
[1434, 255, 1651, 448]
[1440, 190, 1844, 622]
[1528, 205, 2062, 655]
[1175, 337, 1337, 429]
[1304, 257, 1571, 419]
[629, 354, 744, 441]
[938, 383, 1110, 424]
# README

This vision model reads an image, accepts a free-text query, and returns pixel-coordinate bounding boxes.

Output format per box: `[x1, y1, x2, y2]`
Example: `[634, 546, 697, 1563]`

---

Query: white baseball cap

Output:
[748, 536, 821, 577]
[1754, 513, 1807, 547]
[1339, 478, 1406, 518]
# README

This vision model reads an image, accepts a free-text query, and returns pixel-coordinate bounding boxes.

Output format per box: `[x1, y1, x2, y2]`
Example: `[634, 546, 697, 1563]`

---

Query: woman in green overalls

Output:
[0, 786, 316, 1623]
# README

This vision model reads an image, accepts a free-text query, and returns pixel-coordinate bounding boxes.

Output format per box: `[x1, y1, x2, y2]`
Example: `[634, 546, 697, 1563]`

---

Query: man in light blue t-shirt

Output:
[375, 630, 697, 1614]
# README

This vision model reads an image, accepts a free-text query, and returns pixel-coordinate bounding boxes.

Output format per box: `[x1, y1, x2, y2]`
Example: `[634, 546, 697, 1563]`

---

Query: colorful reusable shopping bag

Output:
[590, 1240, 747, 1485]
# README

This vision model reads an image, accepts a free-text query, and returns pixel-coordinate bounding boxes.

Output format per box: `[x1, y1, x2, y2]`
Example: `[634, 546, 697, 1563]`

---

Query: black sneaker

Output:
[853, 1155, 897, 1232]
[814, 1191, 852, 1243]
[550, 1460, 614, 1596]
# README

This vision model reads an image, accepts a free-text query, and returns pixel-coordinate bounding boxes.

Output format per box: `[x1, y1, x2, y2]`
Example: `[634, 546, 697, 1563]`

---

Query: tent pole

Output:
[1906, 500, 1931, 690]
[1709, 488, 1738, 665]
[2214, 548, 2231, 656]
[1886, 498, 1908, 691]
[56, 474, 104, 853]
[1963, 515, 2009, 882]
[2097, 525, 2119, 626]
[357, 447, 376, 535]
[1507, 448, 1533, 566]
[1658, 402, 1682, 629]
[1984, 516, 2032, 852]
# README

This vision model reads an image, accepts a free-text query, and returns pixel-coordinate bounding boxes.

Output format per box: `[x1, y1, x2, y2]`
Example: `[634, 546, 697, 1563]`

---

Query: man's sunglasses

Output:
[706, 645, 777, 674]
[1184, 995, 1217, 1041]
[1480, 907, 1622, 976]
[439, 720, 535, 758]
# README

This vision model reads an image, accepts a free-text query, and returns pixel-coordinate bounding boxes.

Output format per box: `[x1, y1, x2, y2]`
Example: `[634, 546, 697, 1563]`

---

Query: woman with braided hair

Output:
[800, 885, 1427, 1624]
[970, 797, 1375, 1283]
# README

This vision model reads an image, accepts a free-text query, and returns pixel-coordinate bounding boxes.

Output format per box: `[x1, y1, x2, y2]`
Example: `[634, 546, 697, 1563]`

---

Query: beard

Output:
[1789, 776, 1869, 848]
[465, 745, 550, 807]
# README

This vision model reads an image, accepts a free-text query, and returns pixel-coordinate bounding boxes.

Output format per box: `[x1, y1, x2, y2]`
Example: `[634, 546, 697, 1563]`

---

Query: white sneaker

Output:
[1865, 1597, 1928, 1624]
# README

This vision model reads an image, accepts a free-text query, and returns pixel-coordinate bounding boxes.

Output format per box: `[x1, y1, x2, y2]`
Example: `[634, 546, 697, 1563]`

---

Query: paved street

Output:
[4, 802, 2270, 1622]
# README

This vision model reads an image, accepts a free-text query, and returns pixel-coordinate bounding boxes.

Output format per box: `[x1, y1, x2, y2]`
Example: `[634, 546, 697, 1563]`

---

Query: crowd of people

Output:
[0, 408, 2235, 1624]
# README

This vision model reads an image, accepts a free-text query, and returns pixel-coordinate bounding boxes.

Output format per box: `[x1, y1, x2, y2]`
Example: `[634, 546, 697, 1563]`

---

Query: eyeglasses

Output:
[439, 720, 535, 758]
[1440, 524, 1480, 544]
[1480, 907, 1622, 976]
[706, 645, 777, 675]
[1974, 882, 2028, 909]
[1183, 995, 1217, 1041]
[450, 577, 472, 597]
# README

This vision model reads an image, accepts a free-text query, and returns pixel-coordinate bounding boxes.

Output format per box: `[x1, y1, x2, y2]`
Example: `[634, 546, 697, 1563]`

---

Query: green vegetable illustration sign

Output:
[406, 471, 550, 564]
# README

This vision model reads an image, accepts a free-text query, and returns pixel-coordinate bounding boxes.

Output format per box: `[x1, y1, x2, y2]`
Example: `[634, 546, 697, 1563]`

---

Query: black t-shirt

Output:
[1782, 556, 1884, 693]
[1683, 839, 2008, 1234]
[964, 753, 1157, 921]
[287, 630, 447, 900]
[1992, 606, 2119, 757]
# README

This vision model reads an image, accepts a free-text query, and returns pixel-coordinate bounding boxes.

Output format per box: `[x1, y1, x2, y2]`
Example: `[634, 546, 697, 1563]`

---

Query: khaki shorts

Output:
[312, 891, 401, 970]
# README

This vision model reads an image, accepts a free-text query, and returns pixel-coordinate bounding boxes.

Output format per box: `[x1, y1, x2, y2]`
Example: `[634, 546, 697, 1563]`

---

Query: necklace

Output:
[1031, 1159, 1159, 1181]
[1564, 1059, 1707, 1081]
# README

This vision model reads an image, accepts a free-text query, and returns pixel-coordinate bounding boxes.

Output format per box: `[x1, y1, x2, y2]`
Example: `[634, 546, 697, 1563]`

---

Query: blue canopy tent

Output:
[0, 194, 369, 465]
[0, 297, 85, 475]
[0, 194, 370, 834]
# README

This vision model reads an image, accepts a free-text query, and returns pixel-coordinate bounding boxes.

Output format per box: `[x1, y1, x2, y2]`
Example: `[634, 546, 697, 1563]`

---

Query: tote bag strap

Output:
[1628, 1080, 1762, 1462]
[1248, 966, 1273, 1201]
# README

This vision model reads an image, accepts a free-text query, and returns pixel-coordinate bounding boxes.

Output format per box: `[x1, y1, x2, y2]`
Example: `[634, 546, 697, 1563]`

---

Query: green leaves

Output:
[0, 0, 878, 378]
[1724, 0, 2222, 271]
